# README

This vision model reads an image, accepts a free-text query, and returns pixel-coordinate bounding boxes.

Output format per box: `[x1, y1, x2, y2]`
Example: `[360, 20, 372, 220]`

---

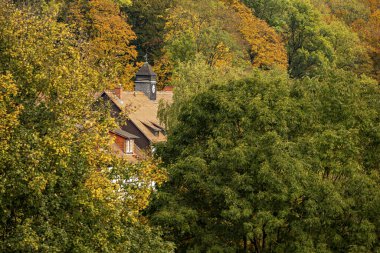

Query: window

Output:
[125, 139, 134, 154]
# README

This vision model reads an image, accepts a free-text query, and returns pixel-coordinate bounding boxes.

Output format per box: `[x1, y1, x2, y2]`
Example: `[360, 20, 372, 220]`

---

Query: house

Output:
[98, 62, 173, 161]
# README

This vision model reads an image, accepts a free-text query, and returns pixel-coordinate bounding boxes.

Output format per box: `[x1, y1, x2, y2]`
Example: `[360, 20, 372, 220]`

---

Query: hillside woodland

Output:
[0, 0, 379, 252]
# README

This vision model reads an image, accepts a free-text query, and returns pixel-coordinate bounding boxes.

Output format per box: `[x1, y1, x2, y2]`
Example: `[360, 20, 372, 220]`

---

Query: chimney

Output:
[114, 84, 122, 100]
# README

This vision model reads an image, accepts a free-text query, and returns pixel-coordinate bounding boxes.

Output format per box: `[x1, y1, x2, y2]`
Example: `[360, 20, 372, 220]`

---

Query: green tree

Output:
[240, 0, 335, 77]
[285, 1, 335, 77]
[241, 0, 290, 30]
[123, 0, 173, 62]
[321, 20, 373, 76]
[158, 54, 250, 131]
[158, 0, 288, 88]
[164, 0, 246, 68]
[150, 69, 380, 252]
[241, 0, 376, 80]
[154, 0, 250, 88]
[0, 1, 172, 251]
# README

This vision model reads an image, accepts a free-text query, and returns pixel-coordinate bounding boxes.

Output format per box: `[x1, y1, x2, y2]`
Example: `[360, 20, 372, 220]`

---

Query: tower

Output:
[134, 61, 157, 100]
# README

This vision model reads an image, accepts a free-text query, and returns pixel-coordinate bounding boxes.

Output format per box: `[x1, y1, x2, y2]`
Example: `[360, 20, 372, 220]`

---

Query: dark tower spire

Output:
[134, 61, 157, 100]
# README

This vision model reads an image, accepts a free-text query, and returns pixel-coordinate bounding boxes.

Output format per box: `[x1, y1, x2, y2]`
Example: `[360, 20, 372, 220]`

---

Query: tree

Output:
[240, 0, 335, 78]
[163, 0, 245, 67]
[158, 0, 288, 87]
[123, 0, 174, 89]
[241, 0, 377, 80]
[0, 74, 22, 160]
[241, 0, 291, 30]
[311, 0, 371, 25]
[0, 1, 172, 251]
[155, 0, 249, 88]
[150, 69, 380, 252]
[285, 1, 335, 77]
[123, 0, 173, 62]
[310, 0, 379, 81]
[352, 9, 380, 82]
[222, 0, 288, 69]
[63, 0, 138, 89]
[158, 54, 250, 131]
[321, 20, 373, 76]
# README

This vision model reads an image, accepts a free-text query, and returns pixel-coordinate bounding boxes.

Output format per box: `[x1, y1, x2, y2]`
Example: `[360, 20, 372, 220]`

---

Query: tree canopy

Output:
[0, 1, 172, 251]
[150, 69, 380, 252]
[241, 0, 378, 80]
[1, 0, 379, 251]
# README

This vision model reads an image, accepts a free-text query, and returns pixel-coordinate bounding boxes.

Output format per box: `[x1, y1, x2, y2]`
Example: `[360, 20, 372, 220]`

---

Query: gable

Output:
[97, 89, 172, 145]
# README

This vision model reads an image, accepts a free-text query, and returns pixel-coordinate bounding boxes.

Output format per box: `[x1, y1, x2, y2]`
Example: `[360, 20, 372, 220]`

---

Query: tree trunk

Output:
[253, 238, 260, 253]
[243, 235, 247, 253]
[262, 226, 267, 253]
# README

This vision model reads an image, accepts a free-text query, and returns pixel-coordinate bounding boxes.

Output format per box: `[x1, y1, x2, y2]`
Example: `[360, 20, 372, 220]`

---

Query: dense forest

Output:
[0, 0, 379, 252]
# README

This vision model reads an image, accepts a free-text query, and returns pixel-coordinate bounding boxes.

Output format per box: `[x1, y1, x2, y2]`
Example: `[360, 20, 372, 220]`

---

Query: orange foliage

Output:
[89, 0, 138, 87]
[364, 0, 380, 13]
[221, 0, 288, 69]
[352, 10, 380, 81]
[153, 53, 174, 90]
[66, 0, 138, 88]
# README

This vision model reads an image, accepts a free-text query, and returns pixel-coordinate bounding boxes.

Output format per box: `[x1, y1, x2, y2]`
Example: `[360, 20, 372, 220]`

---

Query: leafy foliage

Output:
[63, 0, 138, 89]
[222, 0, 288, 69]
[242, 0, 377, 80]
[156, 0, 288, 87]
[352, 9, 380, 81]
[123, 0, 172, 62]
[1, 0, 379, 251]
[151, 70, 380, 252]
[0, 1, 172, 251]
[158, 55, 250, 131]
[163, 0, 245, 68]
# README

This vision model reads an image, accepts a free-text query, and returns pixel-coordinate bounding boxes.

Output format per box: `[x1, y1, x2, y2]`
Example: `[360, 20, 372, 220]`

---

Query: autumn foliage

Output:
[223, 0, 288, 69]
[1, 0, 379, 251]
[65, 0, 138, 89]
[352, 10, 380, 81]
